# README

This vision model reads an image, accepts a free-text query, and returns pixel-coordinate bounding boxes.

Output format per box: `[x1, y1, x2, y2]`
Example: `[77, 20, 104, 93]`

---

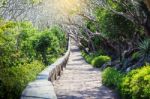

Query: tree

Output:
[33, 34, 51, 65]
[92, 0, 150, 36]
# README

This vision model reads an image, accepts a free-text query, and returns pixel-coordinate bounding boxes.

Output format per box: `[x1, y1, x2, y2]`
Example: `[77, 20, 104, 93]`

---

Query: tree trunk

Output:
[144, 0, 150, 11]
[89, 39, 96, 52]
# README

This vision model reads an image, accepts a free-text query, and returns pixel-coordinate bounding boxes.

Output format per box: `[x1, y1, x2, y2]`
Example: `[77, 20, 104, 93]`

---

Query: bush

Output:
[120, 66, 150, 99]
[102, 67, 123, 88]
[102, 66, 150, 99]
[85, 54, 97, 64]
[82, 52, 93, 64]
[91, 55, 111, 68]
[0, 20, 66, 68]
[82, 51, 104, 64]
[84, 55, 94, 64]
[33, 28, 66, 65]
[0, 61, 44, 99]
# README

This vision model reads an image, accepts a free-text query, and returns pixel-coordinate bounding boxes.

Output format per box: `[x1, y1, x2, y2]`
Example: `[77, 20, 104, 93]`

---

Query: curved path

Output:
[53, 41, 119, 99]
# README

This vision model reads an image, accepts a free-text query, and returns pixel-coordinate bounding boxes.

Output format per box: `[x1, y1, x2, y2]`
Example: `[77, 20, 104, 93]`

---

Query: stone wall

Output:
[21, 40, 70, 99]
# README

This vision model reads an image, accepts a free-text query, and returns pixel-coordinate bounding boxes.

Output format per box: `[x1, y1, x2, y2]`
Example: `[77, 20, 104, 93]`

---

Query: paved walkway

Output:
[53, 41, 119, 99]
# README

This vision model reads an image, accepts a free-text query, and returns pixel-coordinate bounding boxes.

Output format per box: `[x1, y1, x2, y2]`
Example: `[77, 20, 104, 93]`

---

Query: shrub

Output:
[120, 66, 150, 99]
[91, 55, 111, 68]
[81, 51, 104, 64]
[0, 21, 66, 68]
[102, 66, 150, 99]
[102, 67, 123, 88]
[0, 61, 44, 99]
[82, 52, 94, 64]
[85, 55, 93, 64]
[32, 28, 66, 65]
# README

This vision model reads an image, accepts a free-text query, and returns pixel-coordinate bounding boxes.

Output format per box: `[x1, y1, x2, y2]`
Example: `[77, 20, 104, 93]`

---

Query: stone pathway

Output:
[53, 41, 119, 99]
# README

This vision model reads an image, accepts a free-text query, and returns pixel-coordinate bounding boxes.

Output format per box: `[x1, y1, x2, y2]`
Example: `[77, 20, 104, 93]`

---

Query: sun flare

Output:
[56, 0, 84, 15]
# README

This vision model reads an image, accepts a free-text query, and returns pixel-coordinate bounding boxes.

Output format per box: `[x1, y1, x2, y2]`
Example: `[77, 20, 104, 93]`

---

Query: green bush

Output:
[32, 28, 66, 65]
[82, 51, 103, 64]
[84, 55, 93, 64]
[91, 55, 111, 68]
[102, 67, 123, 88]
[82, 52, 93, 64]
[0, 20, 66, 68]
[120, 66, 150, 99]
[102, 66, 150, 99]
[0, 61, 44, 99]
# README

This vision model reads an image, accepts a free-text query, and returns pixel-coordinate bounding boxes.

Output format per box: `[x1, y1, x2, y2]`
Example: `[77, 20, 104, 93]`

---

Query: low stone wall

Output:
[21, 40, 70, 99]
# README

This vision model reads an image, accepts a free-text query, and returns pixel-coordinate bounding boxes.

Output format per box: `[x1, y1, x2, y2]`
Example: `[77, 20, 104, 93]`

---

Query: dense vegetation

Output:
[0, 61, 44, 99]
[102, 66, 150, 99]
[80, 1, 150, 70]
[0, 20, 66, 99]
[80, 0, 150, 99]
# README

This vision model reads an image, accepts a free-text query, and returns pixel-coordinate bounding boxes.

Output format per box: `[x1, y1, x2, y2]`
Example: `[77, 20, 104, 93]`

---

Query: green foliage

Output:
[95, 8, 137, 40]
[82, 50, 105, 64]
[49, 26, 67, 54]
[102, 66, 150, 99]
[85, 20, 97, 32]
[131, 52, 141, 61]
[0, 61, 44, 99]
[32, 27, 66, 65]
[82, 51, 95, 64]
[0, 20, 66, 68]
[138, 38, 150, 60]
[120, 66, 150, 99]
[0, 21, 37, 68]
[102, 67, 123, 88]
[0, 20, 67, 99]
[32, 30, 53, 65]
[91, 55, 111, 68]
